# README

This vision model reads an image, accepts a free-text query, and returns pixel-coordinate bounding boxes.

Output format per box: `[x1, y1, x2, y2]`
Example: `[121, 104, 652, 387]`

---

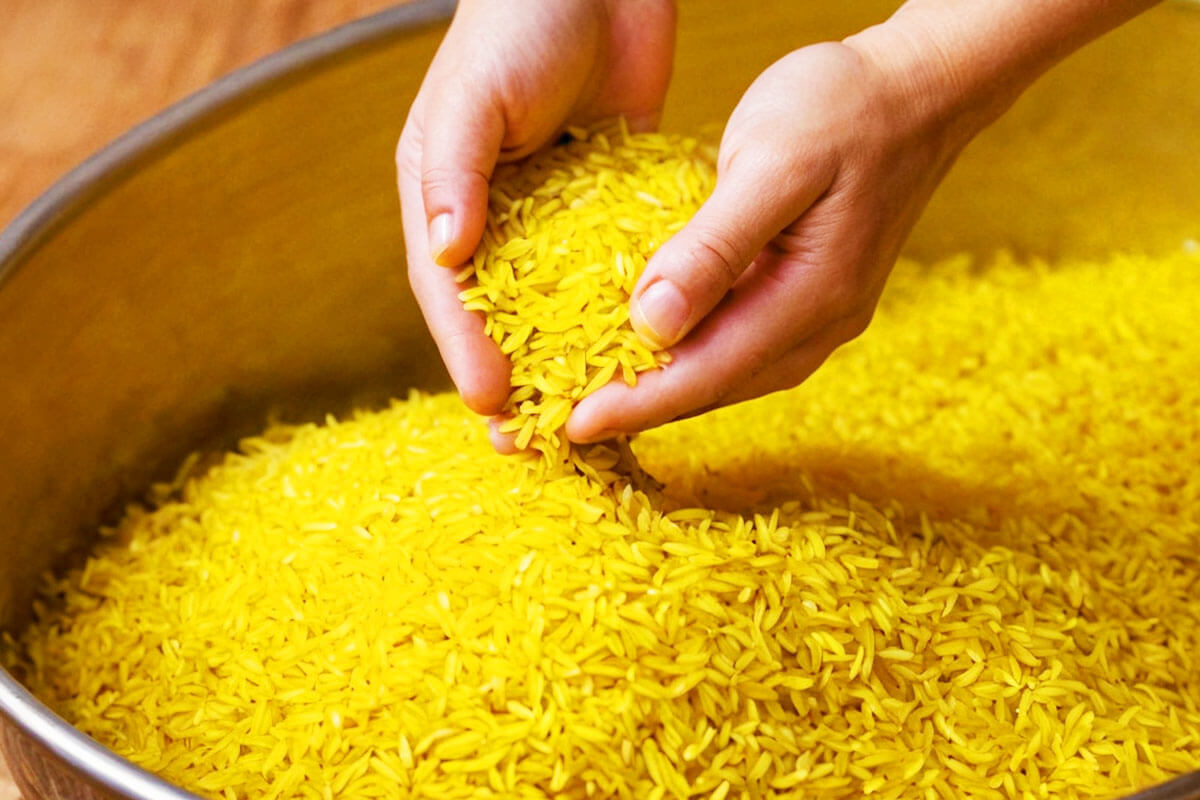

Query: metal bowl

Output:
[2, 2, 1198, 797]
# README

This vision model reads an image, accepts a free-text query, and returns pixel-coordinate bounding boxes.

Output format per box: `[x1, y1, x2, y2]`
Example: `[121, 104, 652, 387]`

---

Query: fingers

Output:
[567, 183, 880, 442]
[397, 99, 511, 416]
[628, 144, 834, 350]
[419, 79, 507, 268]
[568, 304, 869, 443]
[701, 312, 870, 409]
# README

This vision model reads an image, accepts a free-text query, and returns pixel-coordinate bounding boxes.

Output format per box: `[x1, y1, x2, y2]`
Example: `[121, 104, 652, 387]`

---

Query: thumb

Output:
[630, 151, 829, 349]
[420, 86, 506, 268]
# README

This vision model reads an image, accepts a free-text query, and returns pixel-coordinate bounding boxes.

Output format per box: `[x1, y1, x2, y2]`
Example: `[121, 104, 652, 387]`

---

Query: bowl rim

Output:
[0, 2, 452, 797]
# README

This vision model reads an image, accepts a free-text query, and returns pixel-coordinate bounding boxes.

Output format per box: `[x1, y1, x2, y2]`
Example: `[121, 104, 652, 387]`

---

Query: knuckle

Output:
[419, 165, 457, 194]
[723, 140, 803, 190]
[688, 228, 746, 286]
[421, 165, 489, 199]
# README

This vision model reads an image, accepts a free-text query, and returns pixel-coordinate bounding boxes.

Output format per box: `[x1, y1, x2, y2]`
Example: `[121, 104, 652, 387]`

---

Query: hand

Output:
[563, 0, 1159, 444]
[564, 38, 982, 443]
[396, 0, 676, 418]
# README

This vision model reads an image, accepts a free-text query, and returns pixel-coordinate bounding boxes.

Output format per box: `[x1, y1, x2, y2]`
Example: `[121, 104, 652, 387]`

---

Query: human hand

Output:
[396, 0, 676, 418]
[563, 38, 982, 443]
[561, 0, 1161, 444]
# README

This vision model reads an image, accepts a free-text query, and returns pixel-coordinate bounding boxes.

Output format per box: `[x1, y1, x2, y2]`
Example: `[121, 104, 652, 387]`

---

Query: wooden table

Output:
[0, 0, 402, 228]
[0, 2, 409, 794]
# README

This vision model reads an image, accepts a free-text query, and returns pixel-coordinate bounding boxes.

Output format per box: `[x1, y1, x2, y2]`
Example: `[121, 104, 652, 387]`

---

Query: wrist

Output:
[844, 0, 1159, 144]
[842, 15, 1026, 147]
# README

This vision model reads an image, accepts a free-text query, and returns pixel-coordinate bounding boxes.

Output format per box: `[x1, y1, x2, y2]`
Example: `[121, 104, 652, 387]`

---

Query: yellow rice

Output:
[3, 123, 1200, 800]
[460, 120, 715, 461]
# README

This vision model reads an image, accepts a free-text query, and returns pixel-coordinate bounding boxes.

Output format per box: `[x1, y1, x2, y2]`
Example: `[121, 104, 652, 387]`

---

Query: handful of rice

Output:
[458, 121, 715, 461]
[4, 123, 1199, 800]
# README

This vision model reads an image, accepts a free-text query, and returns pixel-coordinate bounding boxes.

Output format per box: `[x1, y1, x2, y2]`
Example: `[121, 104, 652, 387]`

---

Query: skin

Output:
[396, 0, 1158, 452]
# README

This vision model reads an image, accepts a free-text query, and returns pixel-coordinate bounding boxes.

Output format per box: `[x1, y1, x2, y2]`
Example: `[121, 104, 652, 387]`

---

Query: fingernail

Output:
[429, 213, 455, 266]
[632, 279, 690, 348]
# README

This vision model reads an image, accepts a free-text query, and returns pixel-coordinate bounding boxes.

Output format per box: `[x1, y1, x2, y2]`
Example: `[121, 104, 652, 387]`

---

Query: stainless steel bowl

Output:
[2, 2, 1199, 797]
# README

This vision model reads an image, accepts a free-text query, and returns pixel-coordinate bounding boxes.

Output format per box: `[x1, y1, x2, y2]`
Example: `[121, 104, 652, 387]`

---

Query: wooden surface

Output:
[0, 0, 400, 230]
[0, 2, 405, 794]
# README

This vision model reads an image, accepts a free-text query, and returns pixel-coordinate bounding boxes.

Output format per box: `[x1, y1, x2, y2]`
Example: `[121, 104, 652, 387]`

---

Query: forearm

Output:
[845, 0, 1160, 136]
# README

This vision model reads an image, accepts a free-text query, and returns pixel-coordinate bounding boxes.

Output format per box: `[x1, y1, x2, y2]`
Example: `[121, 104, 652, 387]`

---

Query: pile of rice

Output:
[3, 124, 1199, 800]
